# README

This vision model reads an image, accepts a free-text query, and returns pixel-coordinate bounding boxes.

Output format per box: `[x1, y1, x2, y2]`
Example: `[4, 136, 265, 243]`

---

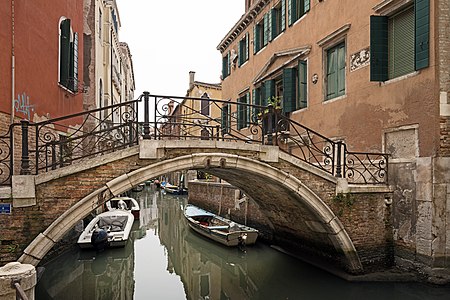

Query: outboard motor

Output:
[91, 228, 108, 251]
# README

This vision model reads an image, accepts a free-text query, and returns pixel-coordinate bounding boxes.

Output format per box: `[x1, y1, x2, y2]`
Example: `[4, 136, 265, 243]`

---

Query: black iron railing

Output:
[0, 92, 388, 186]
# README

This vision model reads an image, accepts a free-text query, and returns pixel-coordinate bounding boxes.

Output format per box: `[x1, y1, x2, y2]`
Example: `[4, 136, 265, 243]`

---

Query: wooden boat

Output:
[184, 204, 258, 247]
[105, 196, 140, 219]
[78, 210, 134, 249]
[163, 183, 188, 195]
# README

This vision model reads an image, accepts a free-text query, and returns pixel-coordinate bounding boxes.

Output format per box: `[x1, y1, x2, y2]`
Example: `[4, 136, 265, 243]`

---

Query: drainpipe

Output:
[10, 0, 15, 124]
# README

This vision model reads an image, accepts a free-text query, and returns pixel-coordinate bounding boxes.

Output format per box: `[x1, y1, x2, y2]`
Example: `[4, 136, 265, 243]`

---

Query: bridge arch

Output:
[19, 152, 363, 273]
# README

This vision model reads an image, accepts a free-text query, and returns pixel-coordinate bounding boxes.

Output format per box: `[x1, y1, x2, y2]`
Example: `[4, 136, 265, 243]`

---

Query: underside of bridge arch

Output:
[20, 152, 363, 274]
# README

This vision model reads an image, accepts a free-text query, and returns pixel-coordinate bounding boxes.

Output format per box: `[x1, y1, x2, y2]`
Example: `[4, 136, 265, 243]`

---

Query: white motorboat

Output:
[105, 196, 140, 220]
[78, 210, 134, 249]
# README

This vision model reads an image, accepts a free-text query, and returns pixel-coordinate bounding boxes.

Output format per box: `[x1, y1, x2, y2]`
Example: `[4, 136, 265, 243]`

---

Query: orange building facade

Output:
[0, 1, 84, 131]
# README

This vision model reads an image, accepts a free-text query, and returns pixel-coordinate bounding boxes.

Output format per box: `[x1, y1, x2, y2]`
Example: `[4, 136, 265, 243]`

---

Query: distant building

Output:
[83, 0, 136, 125]
[218, 0, 449, 274]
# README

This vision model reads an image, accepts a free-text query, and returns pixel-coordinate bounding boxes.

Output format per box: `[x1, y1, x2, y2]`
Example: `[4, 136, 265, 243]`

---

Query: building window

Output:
[325, 42, 346, 100]
[288, 0, 310, 26]
[283, 60, 308, 112]
[222, 51, 230, 79]
[201, 93, 210, 116]
[237, 92, 250, 130]
[370, 1, 429, 81]
[272, 1, 286, 40]
[238, 33, 249, 67]
[221, 103, 231, 135]
[59, 18, 78, 93]
[98, 9, 102, 40]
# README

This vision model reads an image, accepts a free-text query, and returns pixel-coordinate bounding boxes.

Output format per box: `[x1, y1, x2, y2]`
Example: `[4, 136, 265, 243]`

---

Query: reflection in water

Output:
[36, 187, 450, 300]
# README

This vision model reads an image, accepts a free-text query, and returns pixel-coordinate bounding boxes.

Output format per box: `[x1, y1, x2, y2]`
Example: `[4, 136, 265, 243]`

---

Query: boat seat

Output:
[208, 225, 229, 231]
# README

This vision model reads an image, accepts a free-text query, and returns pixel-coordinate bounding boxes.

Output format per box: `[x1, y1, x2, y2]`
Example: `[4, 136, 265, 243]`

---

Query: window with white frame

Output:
[59, 18, 78, 93]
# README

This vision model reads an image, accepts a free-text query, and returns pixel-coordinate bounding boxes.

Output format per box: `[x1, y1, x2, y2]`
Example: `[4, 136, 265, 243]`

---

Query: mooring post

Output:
[0, 262, 36, 300]
[20, 120, 30, 175]
[143, 91, 151, 140]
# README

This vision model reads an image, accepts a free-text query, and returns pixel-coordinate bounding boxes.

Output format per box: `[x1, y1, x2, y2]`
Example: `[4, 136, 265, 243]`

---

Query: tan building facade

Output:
[219, 0, 450, 274]
[83, 0, 135, 121]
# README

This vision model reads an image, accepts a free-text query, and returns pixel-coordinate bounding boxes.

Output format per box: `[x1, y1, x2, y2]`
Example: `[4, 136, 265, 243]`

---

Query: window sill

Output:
[255, 45, 267, 55]
[271, 31, 285, 43]
[58, 83, 77, 95]
[239, 61, 249, 68]
[380, 71, 419, 86]
[323, 94, 347, 104]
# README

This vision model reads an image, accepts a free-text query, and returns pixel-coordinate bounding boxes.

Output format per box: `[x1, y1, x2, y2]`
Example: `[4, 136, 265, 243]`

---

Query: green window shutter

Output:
[281, 0, 286, 32]
[283, 68, 296, 113]
[271, 8, 277, 40]
[264, 13, 269, 46]
[268, 11, 273, 42]
[304, 0, 310, 13]
[246, 92, 250, 126]
[227, 51, 231, 76]
[288, 0, 293, 26]
[415, 0, 429, 70]
[221, 105, 227, 134]
[263, 80, 275, 106]
[252, 89, 257, 123]
[298, 60, 307, 108]
[253, 26, 259, 53]
[337, 44, 346, 96]
[72, 32, 79, 92]
[222, 55, 227, 78]
[237, 98, 243, 130]
[60, 19, 71, 86]
[238, 39, 243, 67]
[370, 15, 388, 82]
[389, 7, 414, 79]
[246, 32, 249, 62]
[327, 47, 337, 99]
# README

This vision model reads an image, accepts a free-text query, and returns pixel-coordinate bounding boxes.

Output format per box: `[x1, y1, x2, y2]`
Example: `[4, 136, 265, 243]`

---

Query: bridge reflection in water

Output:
[36, 187, 450, 300]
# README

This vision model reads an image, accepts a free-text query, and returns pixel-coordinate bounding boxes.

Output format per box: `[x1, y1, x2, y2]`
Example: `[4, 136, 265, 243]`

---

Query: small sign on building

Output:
[0, 203, 12, 214]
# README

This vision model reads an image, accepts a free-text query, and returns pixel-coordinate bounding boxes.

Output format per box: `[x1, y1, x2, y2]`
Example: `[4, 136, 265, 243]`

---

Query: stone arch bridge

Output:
[0, 94, 390, 277]
[10, 140, 390, 275]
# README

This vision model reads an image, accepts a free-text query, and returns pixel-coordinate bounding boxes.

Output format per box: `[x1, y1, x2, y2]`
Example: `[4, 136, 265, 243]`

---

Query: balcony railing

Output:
[0, 92, 388, 186]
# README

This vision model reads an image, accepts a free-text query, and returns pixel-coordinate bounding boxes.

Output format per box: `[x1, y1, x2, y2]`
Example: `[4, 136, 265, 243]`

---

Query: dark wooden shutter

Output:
[72, 33, 78, 92]
[283, 68, 296, 113]
[337, 44, 346, 96]
[264, 13, 269, 46]
[304, 0, 310, 13]
[245, 32, 249, 62]
[246, 92, 250, 126]
[281, 0, 286, 32]
[60, 19, 71, 86]
[415, 0, 429, 70]
[263, 80, 275, 106]
[238, 39, 243, 67]
[288, 0, 293, 26]
[298, 60, 307, 108]
[254, 25, 259, 53]
[271, 8, 277, 40]
[370, 15, 388, 82]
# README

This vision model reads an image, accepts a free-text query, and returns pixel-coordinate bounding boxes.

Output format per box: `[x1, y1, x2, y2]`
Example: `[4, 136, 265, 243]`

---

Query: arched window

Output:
[59, 18, 78, 93]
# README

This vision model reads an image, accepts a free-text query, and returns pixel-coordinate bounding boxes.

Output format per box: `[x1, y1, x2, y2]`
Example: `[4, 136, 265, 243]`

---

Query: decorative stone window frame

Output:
[317, 24, 351, 102]
[373, 0, 414, 16]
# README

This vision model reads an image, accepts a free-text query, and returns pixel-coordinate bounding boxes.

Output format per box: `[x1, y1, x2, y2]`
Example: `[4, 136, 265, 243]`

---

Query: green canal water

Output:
[36, 187, 450, 299]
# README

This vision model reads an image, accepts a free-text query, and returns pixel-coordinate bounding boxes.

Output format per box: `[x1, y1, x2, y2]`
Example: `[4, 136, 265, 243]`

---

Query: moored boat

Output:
[184, 204, 258, 247]
[78, 210, 134, 249]
[164, 183, 188, 195]
[105, 196, 140, 219]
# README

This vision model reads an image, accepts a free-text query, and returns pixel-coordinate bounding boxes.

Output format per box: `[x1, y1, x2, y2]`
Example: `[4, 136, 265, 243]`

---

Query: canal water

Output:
[36, 186, 450, 300]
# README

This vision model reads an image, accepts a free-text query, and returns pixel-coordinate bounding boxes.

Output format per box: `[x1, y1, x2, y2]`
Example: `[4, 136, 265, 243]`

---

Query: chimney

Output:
[189, 71, 195, 90]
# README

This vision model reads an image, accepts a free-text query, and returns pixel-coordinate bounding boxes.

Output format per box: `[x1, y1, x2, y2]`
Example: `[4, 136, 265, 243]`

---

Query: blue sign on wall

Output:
[0, 203, 12, 214]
